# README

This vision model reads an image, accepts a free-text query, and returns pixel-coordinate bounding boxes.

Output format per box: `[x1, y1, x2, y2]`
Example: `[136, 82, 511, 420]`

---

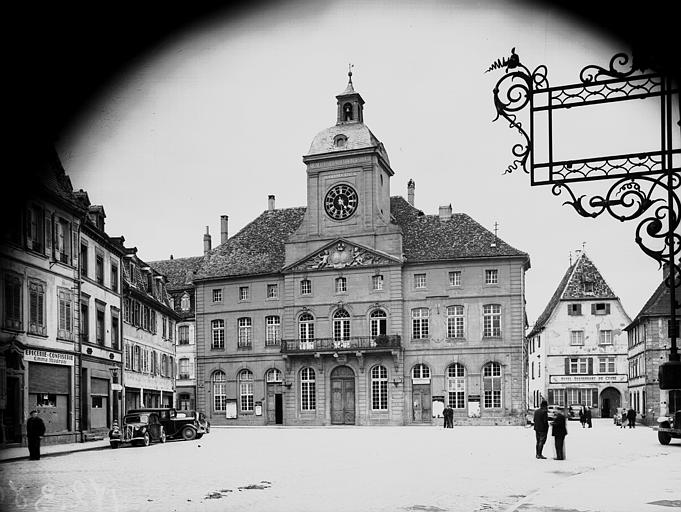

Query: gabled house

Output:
[527, 250, 631, 417]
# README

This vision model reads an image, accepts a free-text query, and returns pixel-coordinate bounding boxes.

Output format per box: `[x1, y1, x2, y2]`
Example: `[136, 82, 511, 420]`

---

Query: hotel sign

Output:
[550, 374, 627, 384]
[24, 349, 74, 366]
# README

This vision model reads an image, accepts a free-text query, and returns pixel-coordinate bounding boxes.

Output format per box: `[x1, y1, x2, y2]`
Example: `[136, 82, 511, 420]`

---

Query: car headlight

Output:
[140, 427, 147, 433]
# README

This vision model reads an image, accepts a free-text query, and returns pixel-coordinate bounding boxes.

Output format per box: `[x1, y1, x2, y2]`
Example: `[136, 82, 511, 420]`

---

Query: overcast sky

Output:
[55, 0, 675, 326]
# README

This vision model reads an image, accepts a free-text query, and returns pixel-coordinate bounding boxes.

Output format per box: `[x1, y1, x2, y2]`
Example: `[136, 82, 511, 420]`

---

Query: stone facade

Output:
[189, 75, 530, 427]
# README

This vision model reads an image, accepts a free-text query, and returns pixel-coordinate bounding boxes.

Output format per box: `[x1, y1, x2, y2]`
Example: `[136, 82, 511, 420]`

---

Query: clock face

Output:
[324, 184, 358, 220]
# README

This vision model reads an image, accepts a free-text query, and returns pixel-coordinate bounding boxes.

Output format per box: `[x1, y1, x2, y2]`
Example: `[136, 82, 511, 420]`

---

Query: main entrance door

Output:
[330, 366, 355, 425]
[266, 383, 283, 425]
[600, 387, 621, 418]
[412, 384, 432, 423]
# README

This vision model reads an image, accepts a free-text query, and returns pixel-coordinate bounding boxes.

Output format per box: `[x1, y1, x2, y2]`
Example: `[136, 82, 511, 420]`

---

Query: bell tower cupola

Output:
[336, 64, 365, 124]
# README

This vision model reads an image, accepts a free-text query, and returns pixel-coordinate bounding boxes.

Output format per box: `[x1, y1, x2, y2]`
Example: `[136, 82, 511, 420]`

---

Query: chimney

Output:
[268, 195, 275, 211]
[438, 204, 452, 221]
[220, 215, 229, 244]
[407, 179, 415, 206]
[203, 226, 211, 256]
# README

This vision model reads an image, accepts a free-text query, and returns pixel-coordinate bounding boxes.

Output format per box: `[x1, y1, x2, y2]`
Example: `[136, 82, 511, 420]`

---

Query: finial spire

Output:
[348, 63, 354, 85]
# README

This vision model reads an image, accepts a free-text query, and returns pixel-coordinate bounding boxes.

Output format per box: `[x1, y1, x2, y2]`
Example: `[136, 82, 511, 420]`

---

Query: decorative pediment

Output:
[285, 240, 400, 272]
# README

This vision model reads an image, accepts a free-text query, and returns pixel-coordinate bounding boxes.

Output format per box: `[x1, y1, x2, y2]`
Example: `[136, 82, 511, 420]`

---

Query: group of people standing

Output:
[621, 408, 637, 428]
[578, 405, 592, 428]
[533, 401, 567, 460]
[442, 404, 454, 428]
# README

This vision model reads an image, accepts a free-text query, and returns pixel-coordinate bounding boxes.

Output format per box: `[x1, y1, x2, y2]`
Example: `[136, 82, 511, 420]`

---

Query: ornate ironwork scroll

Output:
[489, 50, 681, 366]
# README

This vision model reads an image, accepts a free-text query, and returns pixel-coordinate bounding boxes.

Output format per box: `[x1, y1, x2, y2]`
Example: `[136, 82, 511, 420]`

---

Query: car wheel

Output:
[159, 427, 167, 443]
[110, 442, 119, 449]
[658, 431, 672, 445]
[181, 426, 197, 441]
[143, 433, 151, 447]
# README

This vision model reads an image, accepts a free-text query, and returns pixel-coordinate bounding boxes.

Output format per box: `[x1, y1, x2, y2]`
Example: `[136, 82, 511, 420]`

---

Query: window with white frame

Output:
[370, 310, 387, 338]
[300, 279, 311, 295]
[265, 315, 281, 346]
[335, 277, 347, 293]
[301, 367, 316, 410]
[569, 357, 589, 374]
[239, 370, 254, 412]
[178, 325, 190, 345]
[55, 218, 72, 264]
[483, 362, 502, 408]
[447, 305, 465, 338]
[371, 365, 388, 410]
[449, 271, 461, 287]
[57, 287, 73, 339]
[26, 204, 45, 253]
[372, 275, 384, 291]
[599, 356, 616, 374]
[2, 272, 23, 331]
[412, 308, 429, 339]
[412, 364, 430, 380]
[211, 319, 224, 349]
[414, 273, 426, 289]
[482, 304, 501, 337]
[178, 358, 190, 379]
[133, 345, 141, 372]
[267, 284, 278, 299]
[485, 269, 498, 284]
[266, 368, 282, 383]
[333, 309, 350, 346]
[213, 371, 227, 411]
[239, 286, 249, 301]
[447, 364, 466, 408]
[28, 279, 46, 336]
[599, 330, 613, 345]
[570, 330, 584, 346]
[212, 289, 222, 302]
[299, 313, 315, 349]
[238, 317, 252, 348]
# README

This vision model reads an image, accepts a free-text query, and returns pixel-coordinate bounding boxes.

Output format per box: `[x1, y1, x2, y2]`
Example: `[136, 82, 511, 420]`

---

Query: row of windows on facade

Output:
[1, 274, 121, 344]
[80, 241, 119, 292]
[567, 303, 612, 316]
[125, 259, 169, 306]
[628, 355, 646, 379]
[208, 269, 501, 305]
[11, 204, 75, 266]
[628, 320, 679, 348]
[209, 362, 504, 413]
[124, 342, 175, 378]
[544, 388, 599, 408]
[568, 329, 615, 346]
[530, 356, 618, 379]
[123, 297, 174, 341]
[208, 304, 504, 349]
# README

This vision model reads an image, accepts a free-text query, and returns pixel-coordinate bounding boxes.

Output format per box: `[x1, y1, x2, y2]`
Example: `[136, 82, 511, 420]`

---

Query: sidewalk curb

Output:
[0, 443, 110, 464]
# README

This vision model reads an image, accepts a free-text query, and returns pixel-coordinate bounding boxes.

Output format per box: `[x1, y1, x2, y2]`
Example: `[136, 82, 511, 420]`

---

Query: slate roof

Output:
[149, 256, 204, 291]
[195, 196, 529, 281]
[528, 252, 618, 338]
[626, 275, 681, 329]
[307, 122, 387, 161]
[122, 253, 174, 311]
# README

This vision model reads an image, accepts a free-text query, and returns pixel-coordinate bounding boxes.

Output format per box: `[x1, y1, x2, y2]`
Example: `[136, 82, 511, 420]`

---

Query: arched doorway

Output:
[600, 387, 621, 418]
[330, 366, 355, 425]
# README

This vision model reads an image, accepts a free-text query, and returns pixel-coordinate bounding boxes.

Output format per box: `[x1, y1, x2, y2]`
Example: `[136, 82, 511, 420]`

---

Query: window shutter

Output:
[567, 304, 573, 316]
[548, 389, 554, 404]
[591, 304, 596, 314]
[565, 358, 570, 375]
[605, 304, 611, 314]
[592, 389, 598, 407]
[588, 358, 593, 374]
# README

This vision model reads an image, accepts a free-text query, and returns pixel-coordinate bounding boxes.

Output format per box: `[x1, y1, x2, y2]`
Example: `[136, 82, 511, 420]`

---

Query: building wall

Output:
[541, 298, 630, 417]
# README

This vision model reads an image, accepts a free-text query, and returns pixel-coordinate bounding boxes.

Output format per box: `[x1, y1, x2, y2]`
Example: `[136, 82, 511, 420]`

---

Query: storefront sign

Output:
[412, 378, 431, 385]
[225, 399, 237, 419]
[550, 374, 627, 384]
[112, 383, 123, 392]
[24, 349, 74, 366]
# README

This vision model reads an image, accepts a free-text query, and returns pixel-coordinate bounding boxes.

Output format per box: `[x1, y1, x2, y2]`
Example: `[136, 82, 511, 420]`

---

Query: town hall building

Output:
[189, 73, 531, 426]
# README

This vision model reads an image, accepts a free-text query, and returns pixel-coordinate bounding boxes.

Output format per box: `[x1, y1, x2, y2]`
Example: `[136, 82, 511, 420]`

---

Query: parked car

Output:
[567, 404, 582, 421]
[121, 411, 167, 447]
[127, 408, 209, 441]
[655, 410, 681, 445]
[546, 405, 560, 420]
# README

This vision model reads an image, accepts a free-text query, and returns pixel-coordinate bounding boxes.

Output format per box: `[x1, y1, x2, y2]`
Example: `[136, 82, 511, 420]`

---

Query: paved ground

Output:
[0, 419, 678, 512]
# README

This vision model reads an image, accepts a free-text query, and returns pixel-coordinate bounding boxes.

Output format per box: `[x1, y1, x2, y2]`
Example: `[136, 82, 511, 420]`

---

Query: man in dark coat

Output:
[627, 408, 636, 428]
[584, 407, 592, 428]
[621, 408, 627, 428]
[533, 400, 549, 459]
[26, 410, 46, 460]
[445, 405, 454, 428]
[552, 407, 568, 460]
[579, 406, 586, 428]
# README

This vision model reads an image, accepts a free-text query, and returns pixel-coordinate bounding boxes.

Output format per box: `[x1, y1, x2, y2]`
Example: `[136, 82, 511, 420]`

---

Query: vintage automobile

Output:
[655, 410, 681, 445]
[127, 408, 208, 441]
[567, 404, 582, 421]
[120, 411, 167, 447]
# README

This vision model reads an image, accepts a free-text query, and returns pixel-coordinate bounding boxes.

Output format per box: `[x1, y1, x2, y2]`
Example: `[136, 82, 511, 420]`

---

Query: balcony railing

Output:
[281, 335, 401, 354]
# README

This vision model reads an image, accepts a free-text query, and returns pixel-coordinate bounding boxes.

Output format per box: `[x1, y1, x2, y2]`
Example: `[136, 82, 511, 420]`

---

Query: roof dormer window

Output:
[334, 134, 347, 147]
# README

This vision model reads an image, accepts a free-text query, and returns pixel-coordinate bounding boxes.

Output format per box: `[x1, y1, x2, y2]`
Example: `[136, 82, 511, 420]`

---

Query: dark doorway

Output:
[600, 387, 621, 418]
[4, 377, 23, 443]
[412, 384, 432, 423]
[275, 394, 283, 424]
[267, 384, 283, 425]
[330, 366, 355, 425]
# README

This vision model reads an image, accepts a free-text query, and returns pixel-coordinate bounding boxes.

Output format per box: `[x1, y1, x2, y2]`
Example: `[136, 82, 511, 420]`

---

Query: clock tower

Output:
[285, 71, 403, 266]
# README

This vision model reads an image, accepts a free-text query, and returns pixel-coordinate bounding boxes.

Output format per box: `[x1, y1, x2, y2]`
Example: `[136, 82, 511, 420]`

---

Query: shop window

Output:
[37, 394, 57, 407]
